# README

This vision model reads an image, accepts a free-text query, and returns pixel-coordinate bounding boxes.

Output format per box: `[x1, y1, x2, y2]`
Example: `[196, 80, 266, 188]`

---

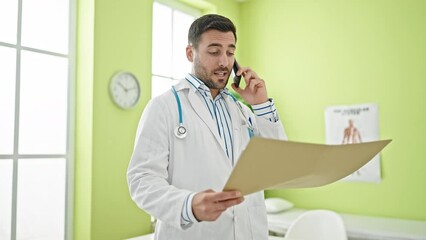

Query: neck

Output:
[190, 73, 221, 99]
[210, 89, 219, 99]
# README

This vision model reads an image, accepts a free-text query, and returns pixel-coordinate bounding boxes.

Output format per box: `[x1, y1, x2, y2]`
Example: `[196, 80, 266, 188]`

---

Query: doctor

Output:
[127, 14, 287, 240]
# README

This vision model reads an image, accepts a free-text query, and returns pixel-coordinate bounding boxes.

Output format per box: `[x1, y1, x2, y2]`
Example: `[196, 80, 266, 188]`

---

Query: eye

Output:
[208, 51, 220, 56]
[227, 51, 235, 57]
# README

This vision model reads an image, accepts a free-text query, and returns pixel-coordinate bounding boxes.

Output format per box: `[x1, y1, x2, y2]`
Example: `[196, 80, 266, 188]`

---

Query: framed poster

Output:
[325, 103, 381, 182]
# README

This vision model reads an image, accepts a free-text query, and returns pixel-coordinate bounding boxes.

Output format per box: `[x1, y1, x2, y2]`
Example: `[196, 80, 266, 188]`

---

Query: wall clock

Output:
[110, 71, 140, 109]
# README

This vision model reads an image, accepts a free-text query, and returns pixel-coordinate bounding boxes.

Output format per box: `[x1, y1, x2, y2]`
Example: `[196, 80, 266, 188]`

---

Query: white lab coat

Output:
[127, 79, 287, 240]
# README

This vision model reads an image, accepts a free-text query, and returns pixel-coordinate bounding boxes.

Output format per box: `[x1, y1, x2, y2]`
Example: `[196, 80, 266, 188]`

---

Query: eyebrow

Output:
[207, 43, 236, 49]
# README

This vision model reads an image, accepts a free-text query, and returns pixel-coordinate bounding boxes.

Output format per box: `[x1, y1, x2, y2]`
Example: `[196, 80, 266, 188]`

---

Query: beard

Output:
[193, 56, 230, 90]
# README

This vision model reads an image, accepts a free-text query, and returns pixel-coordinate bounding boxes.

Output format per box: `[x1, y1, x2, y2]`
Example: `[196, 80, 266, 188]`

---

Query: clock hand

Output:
[118, 82, 128, 92]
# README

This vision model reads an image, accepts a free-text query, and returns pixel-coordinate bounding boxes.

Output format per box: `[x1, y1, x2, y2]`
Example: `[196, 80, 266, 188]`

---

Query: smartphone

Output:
[233, 59, 242, 87]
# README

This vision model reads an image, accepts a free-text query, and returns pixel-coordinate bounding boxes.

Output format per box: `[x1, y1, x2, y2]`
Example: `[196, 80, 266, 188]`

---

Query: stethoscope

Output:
[171, 86, 187, 139]
[171, 86, 254, 139]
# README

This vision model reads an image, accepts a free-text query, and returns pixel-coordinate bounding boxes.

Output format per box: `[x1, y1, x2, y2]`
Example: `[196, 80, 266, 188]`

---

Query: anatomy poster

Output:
[325, 103, 381, 182]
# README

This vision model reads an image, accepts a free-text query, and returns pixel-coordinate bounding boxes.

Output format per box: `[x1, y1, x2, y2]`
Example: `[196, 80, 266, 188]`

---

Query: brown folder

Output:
[223, 138, 391, 195]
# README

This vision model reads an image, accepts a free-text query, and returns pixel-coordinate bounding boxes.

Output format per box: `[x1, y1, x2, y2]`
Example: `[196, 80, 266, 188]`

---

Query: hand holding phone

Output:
[233, 59, 242, 87]
[230, 61, 269, 105]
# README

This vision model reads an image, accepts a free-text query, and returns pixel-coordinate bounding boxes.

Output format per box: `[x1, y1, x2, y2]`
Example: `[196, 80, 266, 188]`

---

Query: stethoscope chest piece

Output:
[175, 125, 187, 139]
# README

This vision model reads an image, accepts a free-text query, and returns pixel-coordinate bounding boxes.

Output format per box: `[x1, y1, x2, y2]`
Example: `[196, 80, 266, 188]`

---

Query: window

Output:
[151, 1, 200, 98]
[0, 0, 74, 239]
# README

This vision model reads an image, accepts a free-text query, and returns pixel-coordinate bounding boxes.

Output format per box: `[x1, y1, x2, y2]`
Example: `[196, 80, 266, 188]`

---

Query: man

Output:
[127, 14, 287, 239]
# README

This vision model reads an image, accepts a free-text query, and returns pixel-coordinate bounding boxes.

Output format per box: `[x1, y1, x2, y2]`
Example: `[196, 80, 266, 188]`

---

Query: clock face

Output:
[110, 72, 140, 109]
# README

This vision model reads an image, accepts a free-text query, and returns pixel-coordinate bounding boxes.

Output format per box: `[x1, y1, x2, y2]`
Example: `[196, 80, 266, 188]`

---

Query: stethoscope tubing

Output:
[171, 86, 254, 139]
[171, 86, 183, 125]
[172, 86, 187, 139]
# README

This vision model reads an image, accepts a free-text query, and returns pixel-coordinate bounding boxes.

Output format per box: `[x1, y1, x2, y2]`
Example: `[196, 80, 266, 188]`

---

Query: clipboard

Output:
[223, 138, 391, 195]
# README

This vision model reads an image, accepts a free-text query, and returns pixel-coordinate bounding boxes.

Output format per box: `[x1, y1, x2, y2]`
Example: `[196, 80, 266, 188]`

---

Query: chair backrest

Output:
[284, 210, 347, 240]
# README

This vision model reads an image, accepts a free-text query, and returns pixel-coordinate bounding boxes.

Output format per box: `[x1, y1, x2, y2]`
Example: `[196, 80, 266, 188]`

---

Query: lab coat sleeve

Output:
[244, 100, 287, 141]
[127, 97, 192, 229]
[256, 115, 287, 140]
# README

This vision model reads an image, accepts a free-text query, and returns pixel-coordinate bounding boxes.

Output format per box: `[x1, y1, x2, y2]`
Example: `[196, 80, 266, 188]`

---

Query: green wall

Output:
[91, 0, 153, 239]
[239, 0, 426, 221]
[75, 0, 94, 239]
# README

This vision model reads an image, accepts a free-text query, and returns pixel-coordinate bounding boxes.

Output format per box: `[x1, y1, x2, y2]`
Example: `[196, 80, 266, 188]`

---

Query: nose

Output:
[218, 53, 229, 68]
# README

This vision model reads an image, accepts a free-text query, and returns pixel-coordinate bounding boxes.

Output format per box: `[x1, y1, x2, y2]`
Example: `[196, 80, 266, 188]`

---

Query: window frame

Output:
[0, 0, 75, 239]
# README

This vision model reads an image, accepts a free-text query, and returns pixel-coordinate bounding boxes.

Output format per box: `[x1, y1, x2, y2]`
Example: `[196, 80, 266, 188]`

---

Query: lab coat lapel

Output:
[187, 89, 227, 153]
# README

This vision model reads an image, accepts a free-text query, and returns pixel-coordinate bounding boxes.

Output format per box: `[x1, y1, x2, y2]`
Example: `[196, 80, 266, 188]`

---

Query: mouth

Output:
[214, 70, 229, 79]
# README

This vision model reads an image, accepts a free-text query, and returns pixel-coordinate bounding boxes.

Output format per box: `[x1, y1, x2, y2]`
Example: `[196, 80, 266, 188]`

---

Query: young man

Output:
[128, 14, 287, 239]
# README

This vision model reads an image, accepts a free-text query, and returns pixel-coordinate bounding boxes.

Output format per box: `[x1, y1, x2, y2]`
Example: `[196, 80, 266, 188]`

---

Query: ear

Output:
[186, 45, 194, 62]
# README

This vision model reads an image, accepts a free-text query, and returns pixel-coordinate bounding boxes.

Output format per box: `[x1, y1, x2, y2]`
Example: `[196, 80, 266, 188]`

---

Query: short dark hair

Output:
[188, 14, 237, 49]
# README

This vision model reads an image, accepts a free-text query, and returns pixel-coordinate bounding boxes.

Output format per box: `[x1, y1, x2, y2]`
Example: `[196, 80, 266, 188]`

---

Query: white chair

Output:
[284, 210, 347, 240]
